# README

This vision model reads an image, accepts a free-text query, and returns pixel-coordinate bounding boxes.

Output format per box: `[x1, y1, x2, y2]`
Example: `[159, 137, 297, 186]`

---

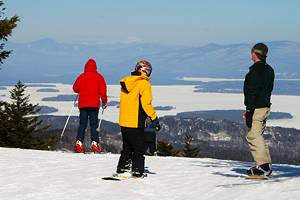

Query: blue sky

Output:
[4, 0, 300, 45]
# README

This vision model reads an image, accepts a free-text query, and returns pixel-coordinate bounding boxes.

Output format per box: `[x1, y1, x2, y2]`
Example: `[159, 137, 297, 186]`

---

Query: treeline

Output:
[157, 116, 300, 165]
[38, 116, 200, 157]
[38, 114, 300, 165]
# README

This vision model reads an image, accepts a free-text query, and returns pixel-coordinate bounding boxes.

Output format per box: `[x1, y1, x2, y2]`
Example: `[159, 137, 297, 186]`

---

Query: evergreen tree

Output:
[0, 100, 9, 146]
[0, 81, 53, 149]
[182, 133, 200, 158]
[0, 0, 19, 65]
[157, 140, 180, 157]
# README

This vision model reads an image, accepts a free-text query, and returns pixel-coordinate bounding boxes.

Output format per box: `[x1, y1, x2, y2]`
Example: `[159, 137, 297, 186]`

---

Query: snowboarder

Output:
[116, 60, 161, 178]
[243, 43, 275, 177]
[73, 58, 107, 153]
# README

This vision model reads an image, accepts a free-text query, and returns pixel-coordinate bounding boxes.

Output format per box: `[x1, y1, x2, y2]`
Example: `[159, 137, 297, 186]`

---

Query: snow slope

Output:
[1, 147, 300, 200]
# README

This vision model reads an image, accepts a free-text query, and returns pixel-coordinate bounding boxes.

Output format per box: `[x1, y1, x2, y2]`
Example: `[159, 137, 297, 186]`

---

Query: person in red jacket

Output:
[73, 58, 107, 153]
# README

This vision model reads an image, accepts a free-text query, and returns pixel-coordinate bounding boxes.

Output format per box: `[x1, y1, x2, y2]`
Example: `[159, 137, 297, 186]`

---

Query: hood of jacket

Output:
[84, 59, 97, 72]
[120, 71, 149, 93]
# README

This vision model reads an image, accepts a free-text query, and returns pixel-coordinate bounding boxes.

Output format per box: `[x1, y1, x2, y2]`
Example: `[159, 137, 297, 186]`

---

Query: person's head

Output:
[135, 60, 152, 77]
[84, 58, 97, 72]
[251, 43, 268, 62]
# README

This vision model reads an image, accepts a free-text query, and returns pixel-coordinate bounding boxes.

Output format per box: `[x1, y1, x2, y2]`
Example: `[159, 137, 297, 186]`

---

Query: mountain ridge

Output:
[1, 39, 300, 84]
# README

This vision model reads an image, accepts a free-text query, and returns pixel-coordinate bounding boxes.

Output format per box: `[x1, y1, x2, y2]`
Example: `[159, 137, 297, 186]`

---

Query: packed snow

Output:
[0, 147, 300, 200]
[0, 83, 300, 129]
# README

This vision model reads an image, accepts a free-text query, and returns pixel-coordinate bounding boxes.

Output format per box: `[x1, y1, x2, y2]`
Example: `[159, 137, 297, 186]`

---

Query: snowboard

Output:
[102, 173, 147, 181]
[245, 175, 270, 180]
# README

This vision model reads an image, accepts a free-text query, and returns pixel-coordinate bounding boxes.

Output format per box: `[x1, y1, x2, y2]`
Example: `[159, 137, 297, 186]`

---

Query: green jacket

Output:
[243, 60, 275, 111]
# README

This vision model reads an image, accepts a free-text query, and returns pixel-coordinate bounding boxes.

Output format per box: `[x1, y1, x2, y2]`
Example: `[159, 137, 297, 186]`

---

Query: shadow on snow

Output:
[189, 159, 300, 186]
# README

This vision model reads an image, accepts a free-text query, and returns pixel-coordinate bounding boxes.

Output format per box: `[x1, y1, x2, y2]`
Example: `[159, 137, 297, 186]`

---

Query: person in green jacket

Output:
[243, 43, 275, 176]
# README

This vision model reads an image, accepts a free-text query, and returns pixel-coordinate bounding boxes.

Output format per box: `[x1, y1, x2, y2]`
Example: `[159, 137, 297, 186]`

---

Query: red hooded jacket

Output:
[73, 59, 107, 109]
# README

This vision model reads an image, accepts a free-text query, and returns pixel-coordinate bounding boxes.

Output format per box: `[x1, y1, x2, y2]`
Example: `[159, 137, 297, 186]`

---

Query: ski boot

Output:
[91, 141, 101, 153]
[75, 140, 85, 153]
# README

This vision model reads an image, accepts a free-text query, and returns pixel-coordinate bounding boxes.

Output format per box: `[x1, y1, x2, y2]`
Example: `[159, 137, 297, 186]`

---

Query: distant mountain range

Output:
[1, 39, 300, 84]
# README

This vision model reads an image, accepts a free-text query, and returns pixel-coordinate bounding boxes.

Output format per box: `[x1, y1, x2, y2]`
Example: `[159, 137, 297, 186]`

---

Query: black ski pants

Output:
[117, 127, 145, 174]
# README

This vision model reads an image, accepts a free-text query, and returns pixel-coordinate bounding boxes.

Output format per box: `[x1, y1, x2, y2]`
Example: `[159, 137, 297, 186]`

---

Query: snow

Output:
[0, 83, 300, 129]
[1, 147, 300, 200]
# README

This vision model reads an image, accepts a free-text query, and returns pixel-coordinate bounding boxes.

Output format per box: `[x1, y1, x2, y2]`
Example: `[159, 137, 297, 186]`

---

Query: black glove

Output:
[245, 110, 254, 128]
[151, 117, 161, 131]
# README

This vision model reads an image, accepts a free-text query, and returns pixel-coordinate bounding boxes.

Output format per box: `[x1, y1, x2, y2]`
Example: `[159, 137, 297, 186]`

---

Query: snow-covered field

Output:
[0, 83, 299, 129]
[0, 147, 300, 200]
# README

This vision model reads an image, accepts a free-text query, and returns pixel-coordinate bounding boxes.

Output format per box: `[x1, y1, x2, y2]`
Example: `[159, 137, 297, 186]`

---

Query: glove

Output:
[244, 110, 254, 128]
[102, 102, 108, 109]
[151, 117, 161, 132]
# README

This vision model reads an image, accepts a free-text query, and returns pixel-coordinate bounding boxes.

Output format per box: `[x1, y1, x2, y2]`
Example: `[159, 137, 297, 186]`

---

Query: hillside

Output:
[40, 114, 300, 165]
[0, 147, 299, 200]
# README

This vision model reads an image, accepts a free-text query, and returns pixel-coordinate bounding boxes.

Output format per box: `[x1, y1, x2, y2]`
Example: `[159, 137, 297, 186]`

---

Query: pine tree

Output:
[0, 100, 9, 146]
[182, 133, 200, 158]
[0, 0, 19, 65]
[157, 140, 180, 157]
[0, 81, 53, 149]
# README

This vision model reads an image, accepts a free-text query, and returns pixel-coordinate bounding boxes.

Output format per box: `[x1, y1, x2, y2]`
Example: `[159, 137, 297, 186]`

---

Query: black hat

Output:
[252, 43, 268, 59]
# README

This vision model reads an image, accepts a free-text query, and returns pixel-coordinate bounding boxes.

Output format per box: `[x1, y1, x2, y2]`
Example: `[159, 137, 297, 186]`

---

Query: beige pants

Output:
[246, 107, 272, 165]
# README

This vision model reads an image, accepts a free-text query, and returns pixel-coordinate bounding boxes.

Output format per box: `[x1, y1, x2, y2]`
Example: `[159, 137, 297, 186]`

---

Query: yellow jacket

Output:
[119, 71, 157, 128]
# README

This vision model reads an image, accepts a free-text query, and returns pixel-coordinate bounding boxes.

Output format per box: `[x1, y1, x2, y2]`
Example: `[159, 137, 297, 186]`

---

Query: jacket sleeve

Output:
[99, 75, 108, 104]
[73, 76, 81, 93]
[140, 81, 157, 120]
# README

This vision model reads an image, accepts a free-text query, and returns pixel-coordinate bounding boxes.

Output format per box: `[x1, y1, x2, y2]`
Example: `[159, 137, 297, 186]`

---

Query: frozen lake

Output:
[0, 83, 299, 129]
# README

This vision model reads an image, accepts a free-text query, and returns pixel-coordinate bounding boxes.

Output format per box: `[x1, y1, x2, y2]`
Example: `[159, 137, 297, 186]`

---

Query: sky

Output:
[3, 0, 300, 45]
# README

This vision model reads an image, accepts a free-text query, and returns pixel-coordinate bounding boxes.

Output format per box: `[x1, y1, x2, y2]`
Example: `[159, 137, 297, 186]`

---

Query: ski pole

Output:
[96, 109, 104, 132]
[60, 94, 78, 140]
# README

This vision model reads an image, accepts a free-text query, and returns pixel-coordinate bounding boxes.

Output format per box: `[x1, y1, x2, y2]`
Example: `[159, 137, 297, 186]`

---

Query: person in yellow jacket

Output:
[116, 60, 161, 178]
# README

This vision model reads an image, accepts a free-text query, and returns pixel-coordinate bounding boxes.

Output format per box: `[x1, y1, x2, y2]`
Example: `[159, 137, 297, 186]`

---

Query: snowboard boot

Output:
[91, 141, 101, 153]
[116, 167, 131, 174]
[116, 159, 132, 173]
[113, 171, 132, 179]
[132, 171, 147, 179]
[247, 163, 272, 176]
[75, 140, 85, 153]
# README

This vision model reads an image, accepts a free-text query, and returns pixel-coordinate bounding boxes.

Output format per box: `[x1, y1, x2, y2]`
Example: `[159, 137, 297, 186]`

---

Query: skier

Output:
[73, 58, 107, 153]
[243, 43, 275, 176]
[116, 60, 161, 178]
